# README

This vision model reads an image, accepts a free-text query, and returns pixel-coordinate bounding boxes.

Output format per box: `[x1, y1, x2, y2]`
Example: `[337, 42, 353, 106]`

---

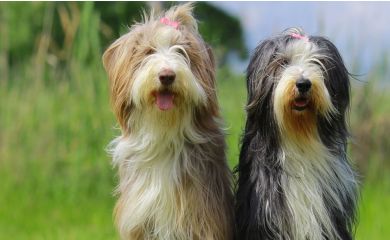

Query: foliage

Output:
[193, 2, 248, 64]
[0, 2, 246, 70]
[350, 57, 390, 173]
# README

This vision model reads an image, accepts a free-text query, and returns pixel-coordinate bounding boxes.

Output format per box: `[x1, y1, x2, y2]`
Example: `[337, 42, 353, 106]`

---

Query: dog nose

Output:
[159, 69, 176, 86]
[296, 78, 312, 93]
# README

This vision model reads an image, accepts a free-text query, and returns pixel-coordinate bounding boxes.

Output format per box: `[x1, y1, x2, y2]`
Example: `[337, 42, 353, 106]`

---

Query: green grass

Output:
[0, 63, 118, 239]
[355, 167, 390, 240]
[1, 65, 389, 239]
[217, 68, 247, 168]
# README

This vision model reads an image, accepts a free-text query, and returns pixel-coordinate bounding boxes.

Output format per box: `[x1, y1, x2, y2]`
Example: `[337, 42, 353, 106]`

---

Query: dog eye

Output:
[176, 48, 187, 57]
[145, 48, 155, 55]
[280, 58, 289, 66]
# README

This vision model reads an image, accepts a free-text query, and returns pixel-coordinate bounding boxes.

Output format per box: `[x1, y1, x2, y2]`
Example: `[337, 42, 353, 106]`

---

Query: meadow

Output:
[1, 2, 389, 240]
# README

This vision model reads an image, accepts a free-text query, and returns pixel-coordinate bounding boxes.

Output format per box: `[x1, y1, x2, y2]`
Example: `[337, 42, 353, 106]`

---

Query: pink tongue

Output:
[156, 92, 174, 110]
[294, 99, 308, 107]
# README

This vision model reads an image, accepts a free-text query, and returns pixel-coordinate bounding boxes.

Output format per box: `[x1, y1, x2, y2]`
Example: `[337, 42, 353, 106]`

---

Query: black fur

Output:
[235, 28, 358, 240]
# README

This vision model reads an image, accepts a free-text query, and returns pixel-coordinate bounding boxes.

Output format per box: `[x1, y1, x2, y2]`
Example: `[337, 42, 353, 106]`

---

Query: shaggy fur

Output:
[235, 28, 358, 240]
[102, 4, 234, 240]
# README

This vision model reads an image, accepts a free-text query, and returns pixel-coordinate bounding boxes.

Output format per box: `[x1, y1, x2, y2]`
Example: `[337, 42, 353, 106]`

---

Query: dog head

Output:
[103, 3, 216, 134]
[247, 28, 350, 142]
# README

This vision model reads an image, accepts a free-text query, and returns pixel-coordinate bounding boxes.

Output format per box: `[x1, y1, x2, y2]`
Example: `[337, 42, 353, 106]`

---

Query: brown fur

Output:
[278, 77, 336, 145]
[281, 82, 318, 142]
[102, 3, 233, 240]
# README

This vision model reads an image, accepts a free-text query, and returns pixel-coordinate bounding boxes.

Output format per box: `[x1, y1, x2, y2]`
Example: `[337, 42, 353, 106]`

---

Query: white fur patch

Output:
[280, 138, 355, 240]
[109, 104, 208, 239]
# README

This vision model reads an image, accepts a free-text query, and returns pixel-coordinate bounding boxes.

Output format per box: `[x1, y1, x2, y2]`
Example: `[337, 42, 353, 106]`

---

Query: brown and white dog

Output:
[102, 3, 233, 240]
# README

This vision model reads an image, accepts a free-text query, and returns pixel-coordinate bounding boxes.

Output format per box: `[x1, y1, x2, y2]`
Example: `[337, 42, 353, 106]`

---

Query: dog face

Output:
[103, 4, 216, 134]
[247, 28, 350, 142]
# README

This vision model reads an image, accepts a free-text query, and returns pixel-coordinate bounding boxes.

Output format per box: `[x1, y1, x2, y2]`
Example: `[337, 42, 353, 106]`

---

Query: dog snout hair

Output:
[159, 68, 176, 86]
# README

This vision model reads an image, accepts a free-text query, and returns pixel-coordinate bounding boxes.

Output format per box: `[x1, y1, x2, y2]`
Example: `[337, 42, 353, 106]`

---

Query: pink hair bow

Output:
[160, 17, 179, 29]
[290, 33, 309, 42]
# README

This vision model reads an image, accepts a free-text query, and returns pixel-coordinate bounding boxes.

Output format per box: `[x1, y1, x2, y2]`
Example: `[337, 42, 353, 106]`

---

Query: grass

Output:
[0, 63, 118, 239]
[356, 170, 390, 240]
[217, 68, 247, 168]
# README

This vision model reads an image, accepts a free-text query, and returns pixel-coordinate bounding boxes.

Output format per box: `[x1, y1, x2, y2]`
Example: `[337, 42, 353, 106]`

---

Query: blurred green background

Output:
[0, 2, 389, 239]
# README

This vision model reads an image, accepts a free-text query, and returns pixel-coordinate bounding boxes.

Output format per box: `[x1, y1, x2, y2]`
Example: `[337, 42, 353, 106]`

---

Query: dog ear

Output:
[102, 33, 130, 75]
[206, 43, 216, 70]
[102, 33, 134, 134]
[165, 2, 198, 32]
[204, 43, 219, 115]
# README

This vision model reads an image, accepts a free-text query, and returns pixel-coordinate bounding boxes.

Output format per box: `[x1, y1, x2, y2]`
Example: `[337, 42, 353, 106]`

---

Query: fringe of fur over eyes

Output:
[235, 28, 358, 240]
[102, 3, 234, 240]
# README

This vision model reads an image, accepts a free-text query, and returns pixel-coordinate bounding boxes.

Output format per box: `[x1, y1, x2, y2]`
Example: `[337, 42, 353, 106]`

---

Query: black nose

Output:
[159, 69, 176, 86]
[296, 78, 312, 93]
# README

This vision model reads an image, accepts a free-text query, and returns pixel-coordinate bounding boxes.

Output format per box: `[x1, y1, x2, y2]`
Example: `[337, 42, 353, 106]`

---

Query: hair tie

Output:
[160, 17, 179, 29]
[290, 33, 309, 42]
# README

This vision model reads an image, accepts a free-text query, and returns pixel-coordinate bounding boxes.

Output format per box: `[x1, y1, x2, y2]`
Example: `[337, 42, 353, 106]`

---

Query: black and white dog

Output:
[235, 28, 358, 240]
